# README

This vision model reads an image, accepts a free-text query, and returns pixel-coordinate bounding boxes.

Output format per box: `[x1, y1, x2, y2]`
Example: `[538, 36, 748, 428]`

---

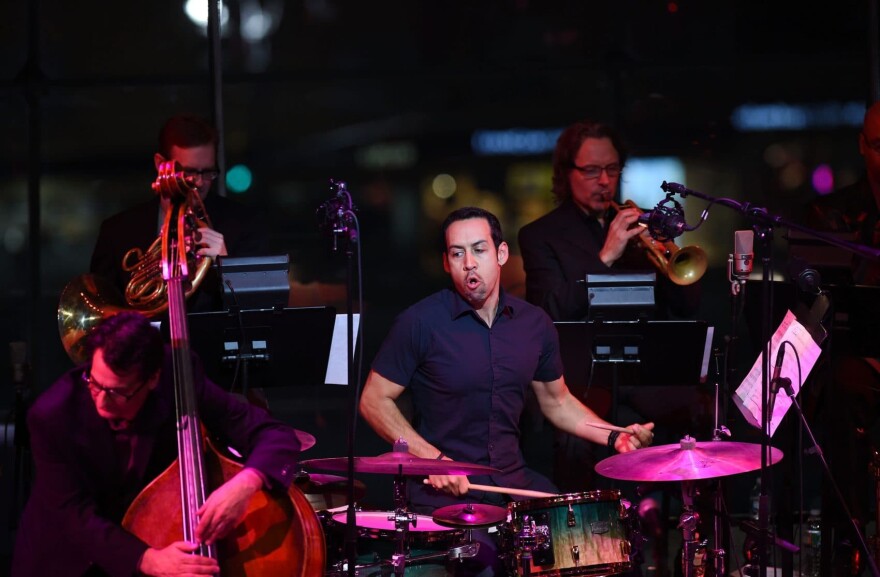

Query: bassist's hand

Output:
[138, 541, 219, 576]
[195, 467, 264, 545]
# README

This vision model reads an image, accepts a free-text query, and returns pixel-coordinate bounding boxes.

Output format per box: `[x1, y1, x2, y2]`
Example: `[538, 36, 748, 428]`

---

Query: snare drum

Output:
[325, 510, 466, 576]
[500, 490, 631, 576]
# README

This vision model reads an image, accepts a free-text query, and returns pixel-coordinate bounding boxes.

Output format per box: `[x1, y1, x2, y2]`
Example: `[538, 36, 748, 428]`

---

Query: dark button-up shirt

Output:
[372, 288, 563, 509]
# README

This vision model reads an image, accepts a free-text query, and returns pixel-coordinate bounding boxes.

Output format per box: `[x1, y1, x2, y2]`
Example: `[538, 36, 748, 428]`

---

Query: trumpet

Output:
[610, 199, 707, 286]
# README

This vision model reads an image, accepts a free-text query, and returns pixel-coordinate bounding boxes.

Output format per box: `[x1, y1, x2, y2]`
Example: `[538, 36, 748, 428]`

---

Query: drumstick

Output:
[583, 421, 635, 435]
[468, 484, 557, 499]
[422, 479, 558, 499]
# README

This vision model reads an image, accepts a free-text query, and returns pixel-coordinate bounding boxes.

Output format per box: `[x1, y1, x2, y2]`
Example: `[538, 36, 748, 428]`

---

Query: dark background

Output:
[0, 1, 874, 573]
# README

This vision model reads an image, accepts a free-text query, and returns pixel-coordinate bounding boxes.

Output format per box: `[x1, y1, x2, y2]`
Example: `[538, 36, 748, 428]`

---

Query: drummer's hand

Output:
[195, 226, 228, 259]
[423, 474, 470, 497]
[599, 208, 643, 266]
[138, 541, 220, 576]
[196, 468, 264, 545]
[614, 422, 655, 453]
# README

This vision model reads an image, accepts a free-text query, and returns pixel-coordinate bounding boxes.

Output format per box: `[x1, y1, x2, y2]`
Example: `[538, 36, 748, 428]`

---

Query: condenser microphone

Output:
[733, 230, 754, 278]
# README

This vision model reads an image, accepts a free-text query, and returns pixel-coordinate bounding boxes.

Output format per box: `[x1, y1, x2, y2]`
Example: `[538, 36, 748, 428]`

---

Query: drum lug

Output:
[571, 544, 580, 566]
[619, 500, 631, 519]
[567, 504, 576, 527]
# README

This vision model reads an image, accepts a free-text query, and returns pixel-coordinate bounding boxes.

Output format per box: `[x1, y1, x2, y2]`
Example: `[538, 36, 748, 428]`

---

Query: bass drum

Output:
[499, 490, 631, 577]
[324, 509, 466, 576]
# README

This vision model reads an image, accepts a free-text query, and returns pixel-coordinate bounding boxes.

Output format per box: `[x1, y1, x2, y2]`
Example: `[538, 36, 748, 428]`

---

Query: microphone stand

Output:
[660, 182, 880, 577]
[318, 180, 362, 577]
[8, 342, 31, 531]
[757, 222, 775, 576]
[779, 375, 880, 577]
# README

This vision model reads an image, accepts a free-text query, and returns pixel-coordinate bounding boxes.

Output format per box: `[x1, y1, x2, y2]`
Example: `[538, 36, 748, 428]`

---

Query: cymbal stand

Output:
[389, 470, 417, 577]
[710, 350, 730, 577]
[679, 481, 708, 577]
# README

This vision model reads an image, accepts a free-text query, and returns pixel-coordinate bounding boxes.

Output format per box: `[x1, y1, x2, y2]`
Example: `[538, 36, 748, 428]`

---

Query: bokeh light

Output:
[811, 164, 834, 194]
[226, 164, 253, 194]
[431, 174, 457, 199]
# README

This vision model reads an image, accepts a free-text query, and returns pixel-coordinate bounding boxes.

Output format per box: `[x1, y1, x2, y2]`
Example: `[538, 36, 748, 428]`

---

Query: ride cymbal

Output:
[301, 452, 500, 477]
[595, 437, 783, 482]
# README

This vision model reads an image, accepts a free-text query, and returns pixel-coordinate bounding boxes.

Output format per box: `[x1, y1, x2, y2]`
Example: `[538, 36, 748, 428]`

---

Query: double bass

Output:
[121, 163, 325, 575]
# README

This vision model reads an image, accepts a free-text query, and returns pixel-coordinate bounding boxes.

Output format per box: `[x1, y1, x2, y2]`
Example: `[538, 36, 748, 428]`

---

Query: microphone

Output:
[767, 345, 785, 418]
[317, 180, 358, 249]
[638, 196, 693, 240]
[732, 230, 754, 278]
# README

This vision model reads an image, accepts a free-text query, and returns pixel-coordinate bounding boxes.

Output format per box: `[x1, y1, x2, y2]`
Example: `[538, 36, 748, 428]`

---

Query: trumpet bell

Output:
[667, 245, 708, 286]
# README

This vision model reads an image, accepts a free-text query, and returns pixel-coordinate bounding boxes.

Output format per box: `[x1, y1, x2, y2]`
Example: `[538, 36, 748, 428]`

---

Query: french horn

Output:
[58, 163, 214, 363]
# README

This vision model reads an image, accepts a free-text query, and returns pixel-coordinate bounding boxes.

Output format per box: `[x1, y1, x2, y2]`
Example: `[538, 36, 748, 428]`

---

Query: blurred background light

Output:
[471, 128, 563, 156]
[184, 0, 230, 30]
[226, 164, 253, 193]
[811, 164, 834, 194]
[621, 157, 686, 208]
[731, 101, 864, 132]
[431, 174, 457, 199]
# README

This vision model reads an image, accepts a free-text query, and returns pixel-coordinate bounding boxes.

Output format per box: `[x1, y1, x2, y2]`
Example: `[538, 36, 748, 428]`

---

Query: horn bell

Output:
[58, 274, 131, 365]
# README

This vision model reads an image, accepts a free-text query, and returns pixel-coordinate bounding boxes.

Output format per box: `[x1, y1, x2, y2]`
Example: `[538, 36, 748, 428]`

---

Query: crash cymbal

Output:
[294, 472, 366, 510]
[595, 437, 784, 482]
[432, 503, 508, 528]
[301, 452, 500, 477]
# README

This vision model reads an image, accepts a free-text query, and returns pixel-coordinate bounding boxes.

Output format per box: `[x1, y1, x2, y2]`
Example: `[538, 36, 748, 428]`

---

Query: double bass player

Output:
[12, 312, 307, 577]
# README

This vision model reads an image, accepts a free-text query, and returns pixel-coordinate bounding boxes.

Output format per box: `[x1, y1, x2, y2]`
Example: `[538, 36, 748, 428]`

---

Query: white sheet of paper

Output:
[325, 314, 361, 385]
[733, 309, 823, 437]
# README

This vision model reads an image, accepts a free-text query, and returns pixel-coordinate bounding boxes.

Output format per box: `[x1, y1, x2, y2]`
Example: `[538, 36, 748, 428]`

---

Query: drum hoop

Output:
[507, 489, 621, 513]
[330, 510, 462, 537]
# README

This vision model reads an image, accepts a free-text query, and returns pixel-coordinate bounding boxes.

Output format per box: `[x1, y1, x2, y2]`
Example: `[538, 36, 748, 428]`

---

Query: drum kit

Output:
[298, 436, 783, 577]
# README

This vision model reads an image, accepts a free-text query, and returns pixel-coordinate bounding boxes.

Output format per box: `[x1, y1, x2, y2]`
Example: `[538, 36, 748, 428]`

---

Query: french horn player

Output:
[59, 115, 269, 363]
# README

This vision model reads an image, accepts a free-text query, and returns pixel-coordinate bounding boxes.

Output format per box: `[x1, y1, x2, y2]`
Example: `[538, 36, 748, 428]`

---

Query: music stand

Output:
[187, 306, 337, 391]
[555, 320, 710, 426]
[216, 254, 290, 310]
[585, 271, 656, 321]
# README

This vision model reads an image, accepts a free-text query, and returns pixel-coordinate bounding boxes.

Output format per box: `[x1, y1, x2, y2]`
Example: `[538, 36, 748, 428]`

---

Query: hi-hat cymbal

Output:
[433, 503, 508, 528]
[301, 452, 500, 477]
[595, 437, 784, 482]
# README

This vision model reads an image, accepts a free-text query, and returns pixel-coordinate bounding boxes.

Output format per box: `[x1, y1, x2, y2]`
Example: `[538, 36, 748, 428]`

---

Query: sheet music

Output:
[325, 314, 361, 385]
[733, 309, 823, 436]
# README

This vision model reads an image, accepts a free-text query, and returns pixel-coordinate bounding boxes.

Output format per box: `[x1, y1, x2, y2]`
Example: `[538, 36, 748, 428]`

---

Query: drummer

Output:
[360, 207, 654, 575]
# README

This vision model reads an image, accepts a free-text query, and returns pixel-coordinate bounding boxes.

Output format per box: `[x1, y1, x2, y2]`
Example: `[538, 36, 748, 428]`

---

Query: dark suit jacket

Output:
[89, 193, 269, 312]
[518, 198, 700, 321]
[806, 176, 880, 286]
[12, 348, 302, 577]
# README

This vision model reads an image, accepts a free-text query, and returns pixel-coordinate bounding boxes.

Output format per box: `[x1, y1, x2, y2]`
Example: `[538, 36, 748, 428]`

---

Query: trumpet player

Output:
[518, 119, 701, 323]
[89, 114, 269, 313]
